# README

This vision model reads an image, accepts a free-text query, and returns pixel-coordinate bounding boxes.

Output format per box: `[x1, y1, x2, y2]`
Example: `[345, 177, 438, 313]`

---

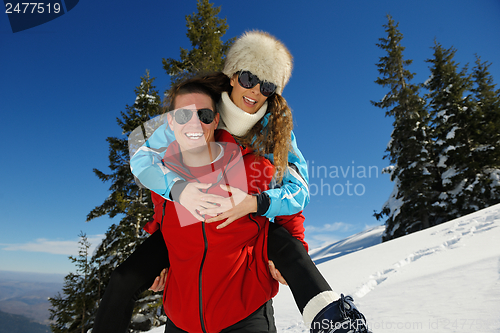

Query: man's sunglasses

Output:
[173, 108, 216, 125]
[238, 71, 277, 97]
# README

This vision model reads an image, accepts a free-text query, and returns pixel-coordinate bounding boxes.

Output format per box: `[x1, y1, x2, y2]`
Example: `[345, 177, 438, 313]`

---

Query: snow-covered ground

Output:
[150, 204, 500, 332]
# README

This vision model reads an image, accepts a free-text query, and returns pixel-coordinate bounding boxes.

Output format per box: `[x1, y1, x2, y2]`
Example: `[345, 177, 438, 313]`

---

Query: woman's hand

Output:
[179, 182, 225, 221]
[268, 261, 287, 285]
[149, 268, 168, 292]
[203, 185, 257, 229]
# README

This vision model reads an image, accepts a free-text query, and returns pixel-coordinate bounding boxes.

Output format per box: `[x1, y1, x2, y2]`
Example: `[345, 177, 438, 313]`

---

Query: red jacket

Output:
[144, 130, 307, 333]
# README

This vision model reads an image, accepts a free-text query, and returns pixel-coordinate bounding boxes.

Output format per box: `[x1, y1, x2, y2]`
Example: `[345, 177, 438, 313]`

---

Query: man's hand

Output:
[203, 185, 257, 229]
[149, 268, 168, 292]
[268, 261, 287, 285]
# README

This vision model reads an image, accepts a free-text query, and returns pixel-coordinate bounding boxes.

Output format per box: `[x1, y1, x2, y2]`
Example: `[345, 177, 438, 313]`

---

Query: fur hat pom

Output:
[223, 30, 293, 95]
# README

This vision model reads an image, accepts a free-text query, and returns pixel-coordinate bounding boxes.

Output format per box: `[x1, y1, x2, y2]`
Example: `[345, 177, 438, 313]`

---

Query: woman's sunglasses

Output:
[173, 108, 216, 125]
[238, 71, 277, 97]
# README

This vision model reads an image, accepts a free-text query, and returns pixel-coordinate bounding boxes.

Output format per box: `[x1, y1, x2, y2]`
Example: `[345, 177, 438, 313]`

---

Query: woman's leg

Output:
[267, 223, 369, 333]
[93, 230, 170, 333]
[267, 222, 334, 313]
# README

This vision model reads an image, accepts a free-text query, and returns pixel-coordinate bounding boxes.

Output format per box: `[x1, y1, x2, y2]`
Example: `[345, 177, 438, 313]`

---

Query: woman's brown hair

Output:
[234, 92, 293, 183]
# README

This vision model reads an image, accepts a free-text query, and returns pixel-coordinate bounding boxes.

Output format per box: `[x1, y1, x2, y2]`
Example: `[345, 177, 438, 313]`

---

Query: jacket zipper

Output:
[160, 201, 167, 230]
[199, 221, 208, 333]
[249, 215, 261, 232]
[165, 147, 242, 332]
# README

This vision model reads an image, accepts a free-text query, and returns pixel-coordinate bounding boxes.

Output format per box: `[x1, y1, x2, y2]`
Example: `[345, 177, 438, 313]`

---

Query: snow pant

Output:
[92, 230, 169, 333]
[164, 300, 276, 333]
[267, 222, 332, 313]
[92, 223, 331, 332]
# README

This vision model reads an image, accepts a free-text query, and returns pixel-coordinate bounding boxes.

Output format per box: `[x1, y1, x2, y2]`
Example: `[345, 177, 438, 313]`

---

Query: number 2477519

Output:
[5, 2, 61, 14]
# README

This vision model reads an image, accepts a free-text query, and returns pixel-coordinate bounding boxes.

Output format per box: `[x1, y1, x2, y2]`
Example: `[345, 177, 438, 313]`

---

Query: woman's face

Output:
[230, 74, 268, 114]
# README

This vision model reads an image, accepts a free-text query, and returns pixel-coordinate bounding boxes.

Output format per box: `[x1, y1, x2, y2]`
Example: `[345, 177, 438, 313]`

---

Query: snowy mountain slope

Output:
[308, 225, 384, 265]
[274, 203, 500, 332]
[149, 203, 500, 333]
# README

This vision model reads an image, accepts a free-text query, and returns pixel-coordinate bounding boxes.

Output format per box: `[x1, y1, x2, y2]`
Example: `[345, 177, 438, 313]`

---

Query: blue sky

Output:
[1, 0, 499, 275]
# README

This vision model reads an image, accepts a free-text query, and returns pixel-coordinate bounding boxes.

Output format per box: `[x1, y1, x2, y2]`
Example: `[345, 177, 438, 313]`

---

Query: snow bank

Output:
[274, 203, 500, 332]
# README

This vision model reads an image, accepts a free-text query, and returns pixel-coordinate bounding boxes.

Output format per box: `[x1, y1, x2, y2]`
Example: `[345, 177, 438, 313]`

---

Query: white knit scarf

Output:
[217, 92, 268, 137]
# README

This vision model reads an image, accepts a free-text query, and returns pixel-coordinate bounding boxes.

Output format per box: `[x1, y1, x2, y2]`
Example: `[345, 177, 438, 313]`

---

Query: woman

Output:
[130, 31, 306, 228]
[95, 31, 368, 333]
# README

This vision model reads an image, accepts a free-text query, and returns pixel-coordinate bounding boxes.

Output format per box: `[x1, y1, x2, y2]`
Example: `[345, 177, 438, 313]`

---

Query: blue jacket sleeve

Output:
[129, 123, 182, 198]
[263, 130, 310, 218]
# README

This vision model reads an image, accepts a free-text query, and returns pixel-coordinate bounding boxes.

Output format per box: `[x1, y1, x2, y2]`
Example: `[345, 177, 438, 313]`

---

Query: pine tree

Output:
[373, 16, 500, 241]
[162, 0, 234, 86]
[87, 72, 165, 332]
[424, 42, 479, 218]
[49, 232, 95, 333]
[372, 15, 435, 241]
[87, 72, 161, 223]
[454, 56, 500, 211]
[79, 2, 235, 330]
[471, 56, 500, 167]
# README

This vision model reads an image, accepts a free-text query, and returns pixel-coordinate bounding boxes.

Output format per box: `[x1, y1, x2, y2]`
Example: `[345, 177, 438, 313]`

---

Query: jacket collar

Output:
[162, 130, 246, 180]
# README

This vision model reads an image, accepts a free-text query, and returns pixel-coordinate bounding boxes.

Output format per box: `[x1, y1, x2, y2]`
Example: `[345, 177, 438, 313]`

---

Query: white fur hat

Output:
[223, 30, 293, 95]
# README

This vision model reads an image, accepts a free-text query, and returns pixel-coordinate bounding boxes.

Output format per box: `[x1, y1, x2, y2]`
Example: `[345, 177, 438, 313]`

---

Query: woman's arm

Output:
[130, 122, 179, 198]
[204, 130, 309, 226]
[262, 130, 310, 218]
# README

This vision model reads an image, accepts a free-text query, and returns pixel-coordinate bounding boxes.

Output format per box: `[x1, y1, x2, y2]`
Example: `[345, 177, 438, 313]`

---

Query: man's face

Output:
[167, 93, 219, 153]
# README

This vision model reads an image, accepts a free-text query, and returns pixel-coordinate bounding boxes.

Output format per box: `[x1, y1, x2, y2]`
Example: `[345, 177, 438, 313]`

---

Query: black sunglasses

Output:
[238, 71, 277, 97]
[173, 108, 216, 125]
